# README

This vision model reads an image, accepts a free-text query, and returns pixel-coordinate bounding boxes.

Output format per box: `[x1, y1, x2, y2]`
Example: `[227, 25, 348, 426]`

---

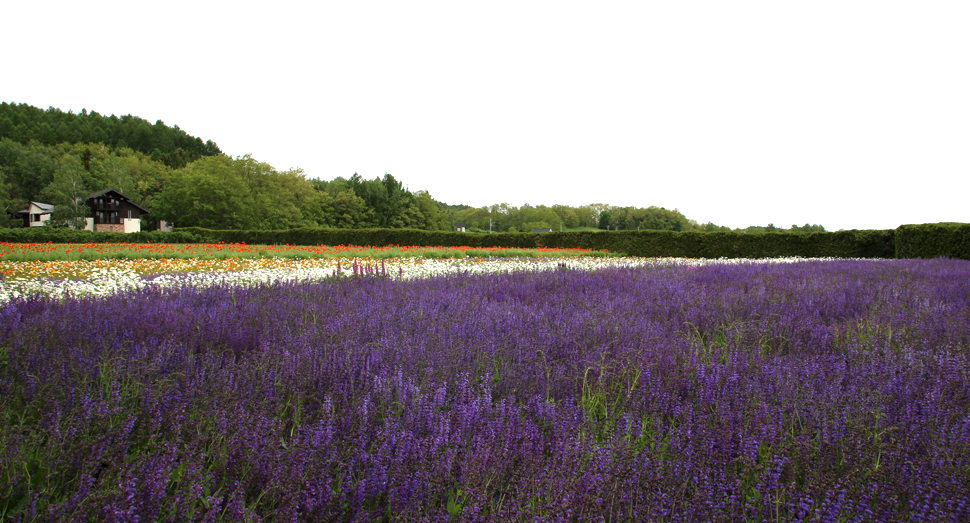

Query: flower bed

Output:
[0, 255, 834, 304]
[2, 258, 968, 520]
[0, 242, 618, 262]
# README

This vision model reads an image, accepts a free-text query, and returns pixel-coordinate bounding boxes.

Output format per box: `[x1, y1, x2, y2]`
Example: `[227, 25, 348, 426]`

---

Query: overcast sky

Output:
[5, 1, 968, 230]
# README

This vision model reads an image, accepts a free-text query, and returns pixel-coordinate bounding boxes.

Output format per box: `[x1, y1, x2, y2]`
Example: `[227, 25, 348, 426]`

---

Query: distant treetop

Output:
[0, 102, 222, 169]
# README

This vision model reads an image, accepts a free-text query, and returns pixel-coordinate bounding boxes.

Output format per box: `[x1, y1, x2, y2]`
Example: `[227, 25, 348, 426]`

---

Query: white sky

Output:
[4, 1, 968, 230]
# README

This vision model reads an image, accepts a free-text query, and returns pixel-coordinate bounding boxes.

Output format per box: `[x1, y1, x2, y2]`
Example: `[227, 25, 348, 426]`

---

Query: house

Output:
[84, 189, 150, 233]
[532, 228, 553, 233]
[455, 222, 466, 232]
[16, 201, 55, 228]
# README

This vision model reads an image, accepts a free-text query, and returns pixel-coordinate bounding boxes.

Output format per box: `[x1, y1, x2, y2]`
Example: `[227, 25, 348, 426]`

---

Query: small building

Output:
[532, 228, 553, 233]
[455, 222, 466, 232]
[16, 201, 55, 228]
[84, 189, 150, 233]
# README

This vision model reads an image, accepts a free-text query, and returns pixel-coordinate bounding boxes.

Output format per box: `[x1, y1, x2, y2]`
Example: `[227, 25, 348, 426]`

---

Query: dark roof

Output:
[16, 201, 54, 214]
[88, 188, 123, 199]
[87, 189, 149, 214]
[454, 223, 464, 227]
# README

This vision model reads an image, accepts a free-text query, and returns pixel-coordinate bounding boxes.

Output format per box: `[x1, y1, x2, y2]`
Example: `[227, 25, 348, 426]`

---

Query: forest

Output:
[0, 102, 825, 234]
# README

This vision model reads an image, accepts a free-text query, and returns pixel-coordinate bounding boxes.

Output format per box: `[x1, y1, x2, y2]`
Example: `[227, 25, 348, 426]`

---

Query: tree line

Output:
[0, 138, 453, 232]
[0, 102, 221, 169]
[1, 102, 825, 234]
[448, 202, 724, 233]
[153, 158, 453, 231]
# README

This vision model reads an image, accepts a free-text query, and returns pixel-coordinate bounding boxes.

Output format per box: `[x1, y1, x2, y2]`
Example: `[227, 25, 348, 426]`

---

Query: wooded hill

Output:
[0, 103, 221, 169]
[0, 102, 822, 233]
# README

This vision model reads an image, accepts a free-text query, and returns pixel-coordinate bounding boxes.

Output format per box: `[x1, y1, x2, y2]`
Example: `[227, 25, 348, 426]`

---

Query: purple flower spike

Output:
[2, 258, 969, 521]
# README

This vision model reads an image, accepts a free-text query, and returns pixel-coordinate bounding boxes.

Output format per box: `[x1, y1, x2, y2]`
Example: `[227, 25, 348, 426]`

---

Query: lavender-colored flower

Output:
[1, 258, 968, 521]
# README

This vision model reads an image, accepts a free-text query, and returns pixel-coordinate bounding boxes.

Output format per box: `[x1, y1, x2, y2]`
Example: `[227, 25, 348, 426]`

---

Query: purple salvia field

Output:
[2, 259, 969, 521]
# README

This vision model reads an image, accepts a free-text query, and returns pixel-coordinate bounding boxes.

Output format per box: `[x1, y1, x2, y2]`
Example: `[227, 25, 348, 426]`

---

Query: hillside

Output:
[1, 102, 765, 233]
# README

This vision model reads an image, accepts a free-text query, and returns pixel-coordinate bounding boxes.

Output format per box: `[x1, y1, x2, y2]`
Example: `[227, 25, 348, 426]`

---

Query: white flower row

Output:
[0, 256, 850, 303]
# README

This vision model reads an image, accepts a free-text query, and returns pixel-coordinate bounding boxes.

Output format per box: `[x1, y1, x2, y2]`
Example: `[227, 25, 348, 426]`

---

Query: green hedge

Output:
[4, 225, 941, 259]
[537, 229, 895, 259]
[0, 227, 204, 244]
[895, 223, 970, 260]
[177, 227, 547, 249]
[177, 227, 896, 259]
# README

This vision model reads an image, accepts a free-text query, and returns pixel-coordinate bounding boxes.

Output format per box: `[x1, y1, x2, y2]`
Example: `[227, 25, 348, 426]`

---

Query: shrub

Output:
[179, 227, 897, 259]
[895, 222, 970, 260]
[0, 227, 203, 244]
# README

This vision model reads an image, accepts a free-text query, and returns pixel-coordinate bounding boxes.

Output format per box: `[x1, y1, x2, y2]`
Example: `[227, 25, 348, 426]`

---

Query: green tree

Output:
[791, 223, 826, 233]
[0, 102, 222, 168]
[153, 155, 254, 229]
[0, 117, 14, 139]
[0, 162, 14, 228]
[487, 203, 514, 231]
[40, 156, 90, 228]
[454, 206, 492, 230]
[408, 191, 450, 231]
[575, 205, 602, 228]
[102, 156, 139, 201]
[598, 210, 613, 230]
[13, 144, 58, 202]
[330, 189, 373, 228]
[250, 165, 326, 229]
[522, 221, 551, 232]
[114, 148, 172, 226]
[381, 173, 408, 227]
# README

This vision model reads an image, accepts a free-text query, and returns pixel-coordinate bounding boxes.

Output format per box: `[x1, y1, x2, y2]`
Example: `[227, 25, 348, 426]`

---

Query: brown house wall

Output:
[94, 224, 125, 233]
[88, 192, 147, 222]
[92, 203, 142, 219]
[119, 202, 142, 218]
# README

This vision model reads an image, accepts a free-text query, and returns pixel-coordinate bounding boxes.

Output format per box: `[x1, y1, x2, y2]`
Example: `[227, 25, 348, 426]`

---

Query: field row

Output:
[2, 258, 968, 521]
[0, 242, 618, 262]
[0, 256, 831, 303]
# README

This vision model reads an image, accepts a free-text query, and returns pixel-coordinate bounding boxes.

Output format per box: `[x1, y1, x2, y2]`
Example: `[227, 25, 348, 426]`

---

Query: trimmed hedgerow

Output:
[177, 227, 897, 259]
[0, 225, 903, 259]
[895, 222, 970, 260]
[533, 229, 895, 259]
[0, 227, 203, 245]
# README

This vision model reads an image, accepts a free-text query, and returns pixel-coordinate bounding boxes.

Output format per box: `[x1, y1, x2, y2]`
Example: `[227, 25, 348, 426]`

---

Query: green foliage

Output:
[307, 174, 450, 231]
[39, 156, 90, 229]
[0, 137, 172, 230]
[153, 155, 332, 230]
[895, 223, 970, 260]
[0, 103, 939, 259]
[175, 227, 897, 259]
[1, 138, 58, 202]
[537, 229, 895, 258]
[0, 227, 203, 244]
[609, 206, 690, 231]
[598, 210, 613, 230]
[153, 155, 254, 229]
[790, 223, 827, 233]
[451, 203, 709, 234]
[0, 103, 221, 168]
[326, 188, 373, 229]
[739, 223, 827, 234]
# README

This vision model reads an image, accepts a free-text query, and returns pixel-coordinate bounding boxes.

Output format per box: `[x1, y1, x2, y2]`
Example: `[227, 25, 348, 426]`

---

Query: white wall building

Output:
[17, 201, 54, 227]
